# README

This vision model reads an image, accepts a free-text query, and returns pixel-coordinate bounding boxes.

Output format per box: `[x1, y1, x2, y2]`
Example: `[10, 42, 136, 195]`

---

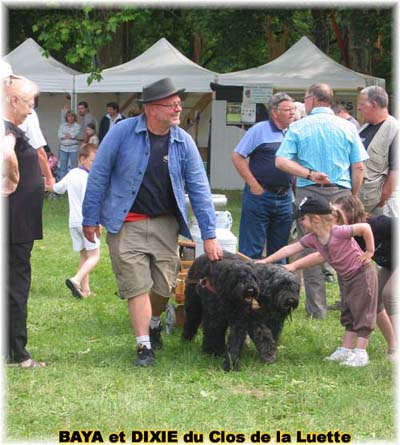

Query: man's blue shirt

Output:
[234, 119, 293, 187]
[82, 114, 216, 240]
[276, 107, 368, 188]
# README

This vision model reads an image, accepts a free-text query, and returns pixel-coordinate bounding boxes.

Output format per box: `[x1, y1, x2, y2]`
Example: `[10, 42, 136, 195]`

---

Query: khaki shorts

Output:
[106, 215, 180, 299]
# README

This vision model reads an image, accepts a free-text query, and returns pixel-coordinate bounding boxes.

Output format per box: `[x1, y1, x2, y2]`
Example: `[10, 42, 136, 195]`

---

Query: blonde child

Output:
[258, 195, 377, 367]
[47, 143, 100, 298]
[334, 194, 397, 362]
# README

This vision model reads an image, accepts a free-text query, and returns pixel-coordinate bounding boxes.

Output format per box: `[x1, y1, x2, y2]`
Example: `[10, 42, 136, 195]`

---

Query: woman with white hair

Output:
[3, 73, 46, 368]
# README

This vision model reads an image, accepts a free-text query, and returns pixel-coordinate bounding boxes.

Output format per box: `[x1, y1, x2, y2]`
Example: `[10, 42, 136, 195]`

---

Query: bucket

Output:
[191, 210, 233, 230]
[191, 225, 237, 258]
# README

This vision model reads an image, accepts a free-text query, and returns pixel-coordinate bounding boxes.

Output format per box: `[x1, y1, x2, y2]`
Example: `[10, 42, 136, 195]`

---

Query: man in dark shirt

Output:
[98, 102, 125, 143]
[83, 78, 222, 367]
[231, 92, 295, 259]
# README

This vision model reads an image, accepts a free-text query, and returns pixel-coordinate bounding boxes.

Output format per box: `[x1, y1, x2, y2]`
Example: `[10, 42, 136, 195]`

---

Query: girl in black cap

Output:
[257, 195, 378, 368]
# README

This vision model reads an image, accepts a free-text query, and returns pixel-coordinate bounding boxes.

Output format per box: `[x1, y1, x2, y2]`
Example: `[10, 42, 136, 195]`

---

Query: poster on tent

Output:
[241, 102, 256, 124]
[242, 85, 273, 104]
[334, 92, 359, 117]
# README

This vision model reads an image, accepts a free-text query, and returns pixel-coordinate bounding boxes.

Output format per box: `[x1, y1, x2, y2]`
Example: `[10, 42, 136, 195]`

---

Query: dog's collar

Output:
[186, 277, 217, 294]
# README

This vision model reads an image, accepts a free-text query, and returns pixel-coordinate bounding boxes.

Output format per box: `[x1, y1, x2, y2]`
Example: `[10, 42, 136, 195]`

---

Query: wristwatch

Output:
[306, 169, 313, 180]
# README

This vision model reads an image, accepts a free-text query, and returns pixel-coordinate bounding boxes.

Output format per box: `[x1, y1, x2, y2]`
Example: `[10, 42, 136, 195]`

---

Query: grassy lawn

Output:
[6, 191, 396, 444]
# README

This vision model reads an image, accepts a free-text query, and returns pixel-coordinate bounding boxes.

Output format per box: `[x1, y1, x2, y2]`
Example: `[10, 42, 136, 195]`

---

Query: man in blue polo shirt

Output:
[275, 83, 367, 319]
[232, 92, 295, 260]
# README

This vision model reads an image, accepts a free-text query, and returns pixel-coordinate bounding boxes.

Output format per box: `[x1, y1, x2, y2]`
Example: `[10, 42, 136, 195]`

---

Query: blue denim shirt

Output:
[82, 114, 216, 240]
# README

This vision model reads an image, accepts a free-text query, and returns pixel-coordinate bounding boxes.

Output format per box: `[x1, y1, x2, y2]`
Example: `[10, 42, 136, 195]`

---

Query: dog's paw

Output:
[260, 353, 276, 364]
[223, 353, 240, 371]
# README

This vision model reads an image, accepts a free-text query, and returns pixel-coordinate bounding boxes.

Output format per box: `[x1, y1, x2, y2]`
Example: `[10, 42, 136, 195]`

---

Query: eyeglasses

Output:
[152, 101, 184, 109]
[304, 95, 314, 101]
[277, 107, 295, 113]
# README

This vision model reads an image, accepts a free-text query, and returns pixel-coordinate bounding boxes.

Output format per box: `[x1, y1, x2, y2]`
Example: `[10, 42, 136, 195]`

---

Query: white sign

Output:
[243, 85, 273, 104]
[241, 102, 256, 124]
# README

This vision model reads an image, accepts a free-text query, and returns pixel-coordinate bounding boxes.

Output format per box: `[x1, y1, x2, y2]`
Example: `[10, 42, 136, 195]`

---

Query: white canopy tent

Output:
[5, 37, 79, 93]
[4, 38, 80, 151]
[75, 37, 217, 92]
[216, 36, 385, 90]
[75, 38, 217, 170]
[210, 36, 385, 190]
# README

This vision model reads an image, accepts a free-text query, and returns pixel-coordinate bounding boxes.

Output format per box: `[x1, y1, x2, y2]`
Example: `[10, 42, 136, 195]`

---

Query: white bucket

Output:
[191, 210, 233, 230]
[191, 225, 237, 258]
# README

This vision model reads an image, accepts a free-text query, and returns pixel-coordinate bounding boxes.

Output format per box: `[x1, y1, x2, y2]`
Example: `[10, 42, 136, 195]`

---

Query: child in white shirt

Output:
[47, 143, 100, 298]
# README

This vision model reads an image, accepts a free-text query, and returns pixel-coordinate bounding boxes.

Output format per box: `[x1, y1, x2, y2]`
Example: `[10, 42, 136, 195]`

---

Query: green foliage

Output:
[6, 193, 395, 443]
[7, 6, 392, 87]
[17, 7, 144, 76]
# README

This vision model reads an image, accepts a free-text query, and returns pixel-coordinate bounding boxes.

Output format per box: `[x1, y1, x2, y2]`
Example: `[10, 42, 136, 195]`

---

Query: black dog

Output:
[182, 253, 300, 371]
[182, 252, 260, 369]
[248, 263, 300, 365]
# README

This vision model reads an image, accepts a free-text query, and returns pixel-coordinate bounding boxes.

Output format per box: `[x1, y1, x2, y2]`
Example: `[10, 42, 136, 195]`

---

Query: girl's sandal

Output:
[20, 358, 46, 368]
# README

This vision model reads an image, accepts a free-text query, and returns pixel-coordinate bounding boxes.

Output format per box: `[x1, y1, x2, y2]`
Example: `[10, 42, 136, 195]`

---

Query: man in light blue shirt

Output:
[82, 78, 223, 366]
[275, 83, 367, 319]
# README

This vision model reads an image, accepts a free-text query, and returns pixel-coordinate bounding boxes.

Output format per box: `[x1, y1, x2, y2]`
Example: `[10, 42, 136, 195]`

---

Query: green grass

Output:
[6, 191, 396, 444]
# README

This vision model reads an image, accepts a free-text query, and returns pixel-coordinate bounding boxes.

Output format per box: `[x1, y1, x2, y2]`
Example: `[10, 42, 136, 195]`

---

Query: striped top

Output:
[276, 107, 368, 189]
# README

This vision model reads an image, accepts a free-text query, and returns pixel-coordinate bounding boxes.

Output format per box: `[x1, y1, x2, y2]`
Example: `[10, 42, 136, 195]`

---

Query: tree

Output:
[29, 6, 147, 83]
[6, 5, 393, 92]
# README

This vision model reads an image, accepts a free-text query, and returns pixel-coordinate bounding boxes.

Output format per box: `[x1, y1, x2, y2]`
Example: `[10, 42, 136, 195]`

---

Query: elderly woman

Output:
[58, 109, 80, 179]
[3, 74, 46, 368]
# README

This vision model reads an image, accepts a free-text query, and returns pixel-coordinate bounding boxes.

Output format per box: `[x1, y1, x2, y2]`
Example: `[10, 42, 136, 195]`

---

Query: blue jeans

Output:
[58, 149, 78, 179]
[238, 184, 292, 260]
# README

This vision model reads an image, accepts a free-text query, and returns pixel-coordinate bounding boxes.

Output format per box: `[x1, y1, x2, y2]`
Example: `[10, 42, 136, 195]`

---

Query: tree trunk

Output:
[347, 25, 371, 74]
[264, 15, 289, 61]
[329, 10, 349, 67]
[311, 10, 330, 53]
[193, 30, 202, 64]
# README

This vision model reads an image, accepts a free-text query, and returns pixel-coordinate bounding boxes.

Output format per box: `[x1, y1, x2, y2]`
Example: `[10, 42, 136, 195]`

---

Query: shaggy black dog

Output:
[182, 253, 300, 371]
[249, 263, 300, 365]
[182, 252, 260, 368]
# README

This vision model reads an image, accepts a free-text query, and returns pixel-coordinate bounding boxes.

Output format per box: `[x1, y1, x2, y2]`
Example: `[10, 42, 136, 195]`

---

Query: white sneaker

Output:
[341, 349, 369, 367]
[387, 349, 398, 363]
[324, 347, 352, 363]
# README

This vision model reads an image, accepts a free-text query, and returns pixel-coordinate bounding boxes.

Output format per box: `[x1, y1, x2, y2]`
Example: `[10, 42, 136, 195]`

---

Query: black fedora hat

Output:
[138, 77, 185, 103]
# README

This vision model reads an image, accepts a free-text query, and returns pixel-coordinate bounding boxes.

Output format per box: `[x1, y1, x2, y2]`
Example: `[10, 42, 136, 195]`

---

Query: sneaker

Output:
[324, 346, 352, 363]
[340, 349, 369, 367]
[150, 324, 163, 350]
[387, 348, 397, 363]
[135, 344, 155, 367]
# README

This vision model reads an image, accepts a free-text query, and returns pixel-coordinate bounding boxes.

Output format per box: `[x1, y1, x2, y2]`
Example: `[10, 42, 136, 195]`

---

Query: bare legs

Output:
[70, 248, 100, 297]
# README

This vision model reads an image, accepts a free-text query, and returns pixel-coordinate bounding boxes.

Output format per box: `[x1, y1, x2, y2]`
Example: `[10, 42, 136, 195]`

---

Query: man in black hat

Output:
[82, 78, 223, 367]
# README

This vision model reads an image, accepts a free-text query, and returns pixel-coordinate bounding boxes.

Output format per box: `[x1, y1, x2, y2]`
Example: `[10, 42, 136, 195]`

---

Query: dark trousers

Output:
[8, 242, 34, 363]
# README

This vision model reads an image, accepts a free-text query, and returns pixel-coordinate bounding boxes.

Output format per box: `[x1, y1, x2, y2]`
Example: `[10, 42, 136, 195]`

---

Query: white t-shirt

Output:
[18, 109, 46, 150]
[53, 167, 88, 227]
